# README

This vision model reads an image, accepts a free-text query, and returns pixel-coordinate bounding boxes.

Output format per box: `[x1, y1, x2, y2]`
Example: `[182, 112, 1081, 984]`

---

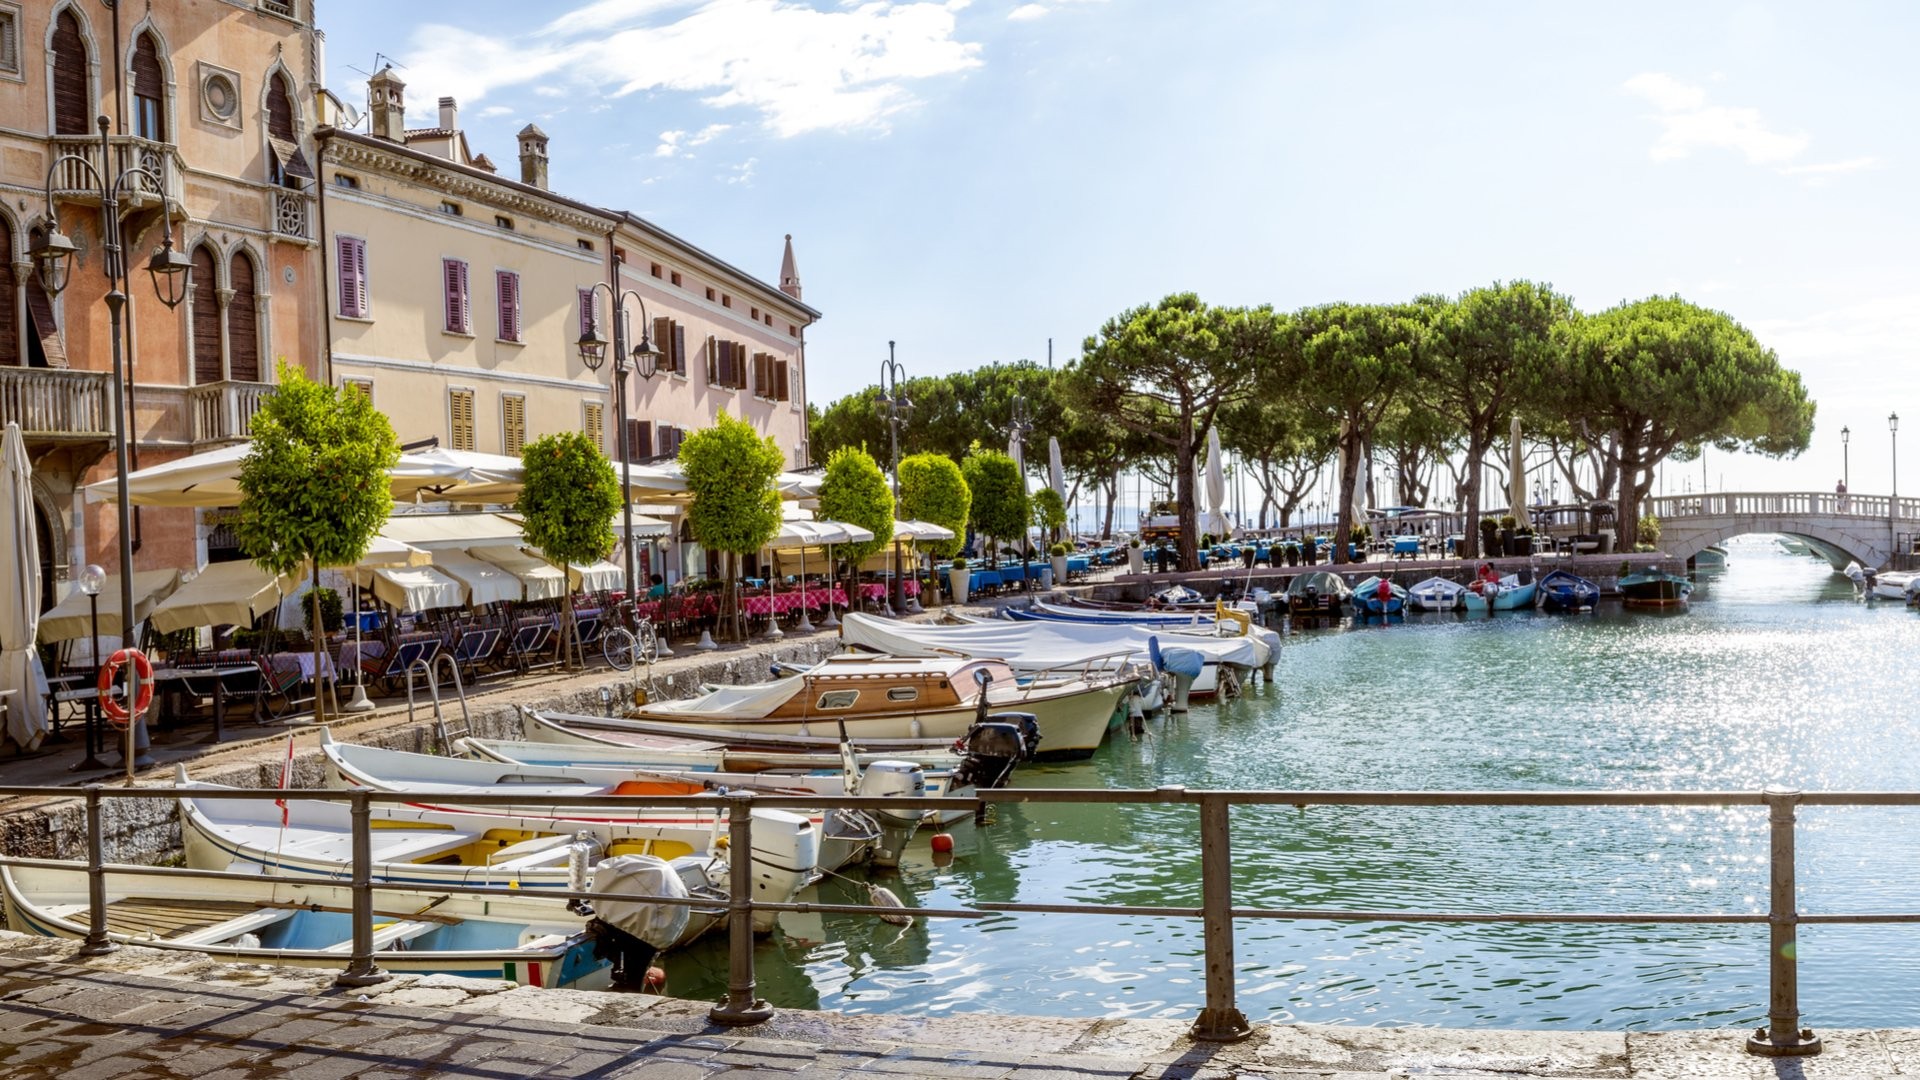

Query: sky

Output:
[317, 0, 1919, 499]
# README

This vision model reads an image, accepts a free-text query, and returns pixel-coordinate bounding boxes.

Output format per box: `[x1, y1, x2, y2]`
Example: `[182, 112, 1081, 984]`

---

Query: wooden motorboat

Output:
[507, 713, 967, 773]
[0, 860, 610, 988]
[1619, 569, 1693, 609]
[612, 654, 1128, 760]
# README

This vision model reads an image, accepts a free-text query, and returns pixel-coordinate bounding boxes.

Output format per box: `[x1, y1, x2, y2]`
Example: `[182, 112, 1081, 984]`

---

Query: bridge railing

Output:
[1646, 491, 1920, 521]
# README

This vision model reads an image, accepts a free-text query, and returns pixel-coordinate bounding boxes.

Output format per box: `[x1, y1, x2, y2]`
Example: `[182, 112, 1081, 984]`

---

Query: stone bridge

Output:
[1646, 491, 1920, 570]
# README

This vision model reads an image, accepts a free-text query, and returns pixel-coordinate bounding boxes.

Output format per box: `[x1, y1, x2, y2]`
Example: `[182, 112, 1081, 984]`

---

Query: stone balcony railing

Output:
[47, 134, 182, 207]
[0, 367, 113, 441]
[187, 380, 274, 448]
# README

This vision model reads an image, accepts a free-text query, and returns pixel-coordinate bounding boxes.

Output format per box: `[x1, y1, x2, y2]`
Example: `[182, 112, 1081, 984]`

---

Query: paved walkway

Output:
[0, 936, 1915, 1078]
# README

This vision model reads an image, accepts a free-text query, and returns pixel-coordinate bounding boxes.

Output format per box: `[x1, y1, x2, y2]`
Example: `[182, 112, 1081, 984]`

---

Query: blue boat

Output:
[1536, 569, 1600, 612]
[1350, 575, 1407, 615]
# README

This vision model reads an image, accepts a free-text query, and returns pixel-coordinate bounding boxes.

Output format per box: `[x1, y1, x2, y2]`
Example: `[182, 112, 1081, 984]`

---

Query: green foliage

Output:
[951, 555, 969, 570]
[896, 452, 970, 560]
[300, 587, 343, 634]
[817, 446, 895, 565]
[1031, 487, 1067, 541]
[1638, 514, 1663, 547]
[680, 410, 785, 556]
[516, 431, 622, 567]
[1499, 515, 1517, 530]
[1129, 537, 1141, 549]
[1050, 542, 1071, 557]
[962, 448, 1028, 550]
[236, 361, 401, 577]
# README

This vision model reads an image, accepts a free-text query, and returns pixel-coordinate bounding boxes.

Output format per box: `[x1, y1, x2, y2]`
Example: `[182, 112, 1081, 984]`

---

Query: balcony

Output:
[187, 381, 274, 448]
[47, 134, 182, 207]
[273, 190, 312, 241]
[0, 367, 112, 441]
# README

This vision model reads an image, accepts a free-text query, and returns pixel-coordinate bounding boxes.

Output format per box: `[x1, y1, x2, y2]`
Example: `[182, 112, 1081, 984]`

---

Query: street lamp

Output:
[577, 283, 662, 612]
[875, 343, 913, 616]
[34, 116, 191, 779]
[1842, 425, 1851, 495]
[1008, 393, 1032, 590]
[1891, 413, 1900, 547]
[73, 564, 108, 772]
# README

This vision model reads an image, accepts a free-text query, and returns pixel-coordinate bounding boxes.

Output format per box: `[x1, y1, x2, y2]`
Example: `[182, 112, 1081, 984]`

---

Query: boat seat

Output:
[171, 906, 299, 947]
[485, 833, 578, 866]
[319, 918, 441, 952]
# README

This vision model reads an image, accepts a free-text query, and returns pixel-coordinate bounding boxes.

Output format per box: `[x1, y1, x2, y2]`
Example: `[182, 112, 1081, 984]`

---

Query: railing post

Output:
[77, 785, 116, 957]
[709, 791, 773, 1026]
[1190, 792, 1250, 1042]
[335, 789, 390, 988]
[1746, 786, 1818, 1057]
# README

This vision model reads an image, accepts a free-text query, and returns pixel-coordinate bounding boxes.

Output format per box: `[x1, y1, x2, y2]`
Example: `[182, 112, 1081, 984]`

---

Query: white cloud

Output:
[397, 0, 984, 138]
[722, 157, 758, 185]
[477, 105, 515, 118]
[1778, 156, 1878, 177]
[654, 130, 686, 157]
[687, 123, 732, 146]
[653, 123, 732, 158]
[1008, 3, 1048, 19]
[1622, 72, 1808, 166]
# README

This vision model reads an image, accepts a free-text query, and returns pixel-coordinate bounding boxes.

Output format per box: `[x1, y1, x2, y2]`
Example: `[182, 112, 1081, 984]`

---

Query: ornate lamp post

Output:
[1842, 425, 1851, 497]
[875, 343, 913, 616]
[1009, 393, 1032, 590]
[33, 116, 192, 777]
[577, 283, 662, 608]
[72, 564, 108, 772]
[1891, 412, 1900, 552]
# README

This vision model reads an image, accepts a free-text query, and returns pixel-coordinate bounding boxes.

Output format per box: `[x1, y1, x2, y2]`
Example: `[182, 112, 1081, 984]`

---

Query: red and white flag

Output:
[273, 733, 295, 827]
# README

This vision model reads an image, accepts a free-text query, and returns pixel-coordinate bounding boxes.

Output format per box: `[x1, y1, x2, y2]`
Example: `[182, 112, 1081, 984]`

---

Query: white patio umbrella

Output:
[1204, 427, 1230, 539]
[1510, 415, 1527, 528]
[85, 443, 495, 508]
[0, 422, 48, 748]
[767, 517, 874, 633]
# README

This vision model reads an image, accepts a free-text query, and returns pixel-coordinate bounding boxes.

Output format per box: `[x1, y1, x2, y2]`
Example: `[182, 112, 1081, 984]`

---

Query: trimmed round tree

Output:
[818, 446, 897, 610]
[516, 431, 622, 666]
[237, 362, 400, 721]
[898, 452, 970, 560]
[679, 410, 784, 641]
[1031, 486, 1067, 546]
[962, 447, 1028, 570]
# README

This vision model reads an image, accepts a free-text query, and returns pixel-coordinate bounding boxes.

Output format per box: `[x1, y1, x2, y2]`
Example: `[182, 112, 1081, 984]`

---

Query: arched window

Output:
[190, 246, 221, 384]
[51, 9, 91, 135]
[131, 31, 165, 142]
[227, 250, 260, 383]
[265, 72, 311, 188]
[0, 220, 17, 367]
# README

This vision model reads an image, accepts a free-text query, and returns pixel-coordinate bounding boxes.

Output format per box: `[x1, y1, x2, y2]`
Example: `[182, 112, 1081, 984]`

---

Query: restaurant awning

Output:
[432, 550, 522, 607]
[37, 569, 183, 643]
[359, 565, 467, 613]
[565, 559, 624, 592]
[86, 443, 499, 508]
[149, 562, 292, 634]
[469, 545, 568, 601]
[380, 512, 525, 551]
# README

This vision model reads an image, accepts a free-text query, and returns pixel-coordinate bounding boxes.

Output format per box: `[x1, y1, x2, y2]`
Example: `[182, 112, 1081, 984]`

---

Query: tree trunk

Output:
[1333, 427, 1365, 565]
[1461, 434, 1490, 559]
[309, 559, 324, 724]
[1174, 420, 1201, 571]
[1101, 475, 1118, 540]
[1616, 431, 1643, 544]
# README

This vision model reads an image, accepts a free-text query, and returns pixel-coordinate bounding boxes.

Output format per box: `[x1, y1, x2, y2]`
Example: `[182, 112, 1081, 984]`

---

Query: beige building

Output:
[315, 69, 819, 481]
[0, 0, 326, 600]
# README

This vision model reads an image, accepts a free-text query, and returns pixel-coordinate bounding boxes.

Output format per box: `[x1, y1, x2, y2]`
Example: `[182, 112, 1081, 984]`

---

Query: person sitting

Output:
[646, 573, 668, 600]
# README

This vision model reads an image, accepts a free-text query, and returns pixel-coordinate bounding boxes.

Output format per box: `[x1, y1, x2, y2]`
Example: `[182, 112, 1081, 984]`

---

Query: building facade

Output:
[0, 0, 325, 599]
[315, 70, 819, 480]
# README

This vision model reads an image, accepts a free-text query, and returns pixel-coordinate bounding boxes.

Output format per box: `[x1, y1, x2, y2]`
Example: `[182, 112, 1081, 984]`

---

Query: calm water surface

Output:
[668, 538, 1920, 1028]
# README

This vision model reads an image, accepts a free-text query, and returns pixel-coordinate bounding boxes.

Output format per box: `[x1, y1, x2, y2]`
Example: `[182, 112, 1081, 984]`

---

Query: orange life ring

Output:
[98, 647, 155, 729]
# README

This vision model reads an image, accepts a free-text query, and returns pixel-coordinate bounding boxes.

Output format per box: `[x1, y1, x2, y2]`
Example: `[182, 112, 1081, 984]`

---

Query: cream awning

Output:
[894, 519, 956, 542]
[86, 443, 500, 508]
[565, 559, 624, 592]
[149, 562, 292, 634]
[469, 545, 568, 601]
[433, 550, 522, 607]
[380, 512, 526, 551]
[38, 569, 183, 643]
[359, 565, 467, 613]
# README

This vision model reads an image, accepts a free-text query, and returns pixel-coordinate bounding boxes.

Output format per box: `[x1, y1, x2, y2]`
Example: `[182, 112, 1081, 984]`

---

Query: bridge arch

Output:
[1661, 522, 1875, 571]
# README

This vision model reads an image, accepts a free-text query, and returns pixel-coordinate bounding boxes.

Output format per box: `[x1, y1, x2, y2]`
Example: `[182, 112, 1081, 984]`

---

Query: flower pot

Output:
[1050, 555, 1068, 583]
[1127, 547, 1144, 574]
[947, 566, 970, 604]
[1037, 565, 1053, 589]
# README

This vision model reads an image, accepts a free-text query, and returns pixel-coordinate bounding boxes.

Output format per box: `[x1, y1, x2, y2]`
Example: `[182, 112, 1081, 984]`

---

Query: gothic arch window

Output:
[190, 244, 222, 384]
[264, 67, 310, 188]
[130, 30, 166, 142]
[227, 248, 260, 382]
[49, 7, 92, 135]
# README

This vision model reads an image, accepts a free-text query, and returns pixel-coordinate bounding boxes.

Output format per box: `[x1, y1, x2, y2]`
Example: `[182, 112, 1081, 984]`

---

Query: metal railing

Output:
[186, 381, 274, 447]
[7, 783, 1914, 1058]
[0, 367, 112, 439]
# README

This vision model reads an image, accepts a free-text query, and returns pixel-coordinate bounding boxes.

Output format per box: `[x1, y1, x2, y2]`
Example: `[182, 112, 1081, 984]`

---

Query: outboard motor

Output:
[1148, 635, 1204, 712]
[585, 854, 691, 988]
[860, 760, 926, 869]
[954, 713, 1036, 793]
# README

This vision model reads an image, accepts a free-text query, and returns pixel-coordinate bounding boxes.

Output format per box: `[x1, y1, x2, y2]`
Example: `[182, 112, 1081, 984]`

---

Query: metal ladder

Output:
[405, 653, 471, 754]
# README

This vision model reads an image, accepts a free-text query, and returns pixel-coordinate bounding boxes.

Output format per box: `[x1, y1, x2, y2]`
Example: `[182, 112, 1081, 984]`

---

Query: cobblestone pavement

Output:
[2, 940, 1917, 1079]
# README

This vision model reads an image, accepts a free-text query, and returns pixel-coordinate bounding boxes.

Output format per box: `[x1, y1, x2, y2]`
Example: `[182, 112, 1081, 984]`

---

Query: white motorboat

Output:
[509, 713, 968, 773]
[1407, 577, 1466, 612]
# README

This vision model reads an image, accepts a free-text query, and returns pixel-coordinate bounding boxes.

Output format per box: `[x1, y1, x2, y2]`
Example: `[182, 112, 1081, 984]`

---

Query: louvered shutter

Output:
[52, 12, 89, 136]
[584, 401, 605, 450]
[267, 74, 296, 141]
[443, 259, 469, 333]
[227, 252, 260, 382]
[132, 34, 162, 100]
[502, 395, 526, 452]
[719, 341, 734, 388]
[24, 277, 67, 367]
[0, 15, 17, 77]
[652, 317, 672, 372]
[190, 248, 222, 383]
[0, 227, 14, 366]
[734, 343, 749, 389]
[496, 271, 520, 341]
[450, 390, 475, 450]
[337, 236, 366, 317]
[625, 419, 652, 463]
[776, 360, 790, 403]
[705, 335, 718, 382]
[672, 323, 687, 376]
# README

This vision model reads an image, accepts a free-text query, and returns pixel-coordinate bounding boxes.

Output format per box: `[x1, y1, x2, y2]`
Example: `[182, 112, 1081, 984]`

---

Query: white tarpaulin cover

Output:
[838, 612, 1271, 672]
[431, 550, 522, 607]
[150, 561, 293, 633]
[360, 565, 467, 613]
[38, 569, 183, 643]
[469, 546, 568, 601]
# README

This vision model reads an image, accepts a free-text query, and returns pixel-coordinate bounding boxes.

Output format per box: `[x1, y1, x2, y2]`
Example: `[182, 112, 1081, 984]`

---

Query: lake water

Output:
[667, 537, 1920, 1028]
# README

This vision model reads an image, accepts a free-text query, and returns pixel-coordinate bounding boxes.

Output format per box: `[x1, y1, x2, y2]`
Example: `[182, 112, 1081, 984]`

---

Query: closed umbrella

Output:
[1510, 416, 1526, 527]
[1204, 427, 1230, 539]
[0, 422, 47, 748]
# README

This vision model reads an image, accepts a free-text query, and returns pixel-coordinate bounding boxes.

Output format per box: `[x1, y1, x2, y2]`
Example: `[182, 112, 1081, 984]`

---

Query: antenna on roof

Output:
[341, 53, 405, 133]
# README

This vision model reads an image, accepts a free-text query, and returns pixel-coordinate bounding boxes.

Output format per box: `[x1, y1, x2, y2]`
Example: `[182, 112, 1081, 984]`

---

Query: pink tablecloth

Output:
[741, 587, 850, 616]
[858, 581, 921, 601]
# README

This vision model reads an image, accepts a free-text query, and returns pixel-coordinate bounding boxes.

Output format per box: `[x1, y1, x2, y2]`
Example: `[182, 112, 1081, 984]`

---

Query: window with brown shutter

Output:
[268, 73, 295, 141]
[752, 352, 768, 398]
[132, 32, 165, 142]
[734, 343, 749, 389]
[24, 272, 67, 368]
[443, 258, 470, 334]
[52, 11, 90, 135]
[496, 270, 521, 342]
[652, 316, 672, 372]
[344, 378, 373, 401]
[227, 251, 260, 382]
[0, 11, 19, 78]
[337, 235, 368, 318]
[776, 360, 790, 403]
[449, 389, 476, 451]
[501, 394, 526, 453]
[583, 400, 604, 451]
[624, 418, 651, 463]
[672, 323, 687, 376]
[190, 247, 221, 383]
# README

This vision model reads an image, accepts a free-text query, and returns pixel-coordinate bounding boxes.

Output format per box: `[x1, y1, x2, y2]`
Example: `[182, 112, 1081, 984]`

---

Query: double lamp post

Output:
[31, 116, 193, 775]
[577, 282, 662, 606]
[876, 343, 913, 616]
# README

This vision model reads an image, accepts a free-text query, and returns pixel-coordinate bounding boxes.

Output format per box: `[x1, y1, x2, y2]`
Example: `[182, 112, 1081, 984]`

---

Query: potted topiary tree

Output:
[1499, 515, 1518, 556]
[1049, 541, 1070, 585]
[1127, 537, 1144, 574]
[898, 452, 970, 609]
[948, 556, 970, 604]
[1478, 517, 1500, 559]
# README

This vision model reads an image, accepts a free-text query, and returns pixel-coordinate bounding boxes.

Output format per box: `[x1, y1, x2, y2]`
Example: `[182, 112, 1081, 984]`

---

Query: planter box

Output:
[948, 567, 970, 604]
[1127, 548, 1144, 574]
[1050, 555, 1068, 583]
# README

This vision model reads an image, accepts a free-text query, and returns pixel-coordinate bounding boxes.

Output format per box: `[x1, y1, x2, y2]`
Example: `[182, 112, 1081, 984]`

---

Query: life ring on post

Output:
[98, 647, 156, 730]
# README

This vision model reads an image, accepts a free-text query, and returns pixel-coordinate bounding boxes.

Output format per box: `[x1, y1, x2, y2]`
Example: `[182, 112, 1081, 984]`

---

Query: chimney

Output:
[779, 234, 802, 301]
[368, 65, 406, 142]
[518, 124, 549, 190]
[438, 96, 458, 131]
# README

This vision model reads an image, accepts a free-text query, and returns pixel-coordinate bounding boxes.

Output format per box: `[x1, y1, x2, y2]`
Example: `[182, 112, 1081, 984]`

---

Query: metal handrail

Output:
[3, 782, 1898, 1056]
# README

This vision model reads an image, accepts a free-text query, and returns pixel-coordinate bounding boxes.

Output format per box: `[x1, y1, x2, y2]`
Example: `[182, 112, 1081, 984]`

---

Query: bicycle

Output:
[601, 598, 661, 671]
